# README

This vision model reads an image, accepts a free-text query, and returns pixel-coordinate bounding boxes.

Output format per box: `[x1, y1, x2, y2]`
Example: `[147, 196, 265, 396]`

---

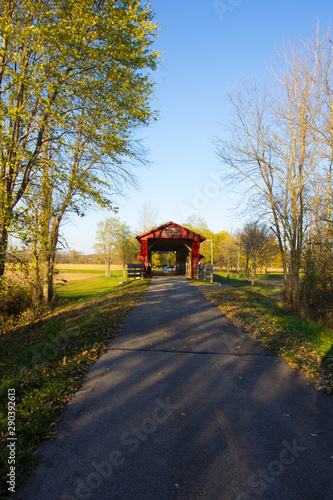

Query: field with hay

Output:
[55, 264, 122, 272]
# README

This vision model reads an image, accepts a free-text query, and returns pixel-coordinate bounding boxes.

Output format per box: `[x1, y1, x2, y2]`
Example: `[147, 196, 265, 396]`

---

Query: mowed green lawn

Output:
[0, 273, 149, 494]
[57, 269, 105, 274]
[56, 272, 124, 301]
[213, 272, 284, 301]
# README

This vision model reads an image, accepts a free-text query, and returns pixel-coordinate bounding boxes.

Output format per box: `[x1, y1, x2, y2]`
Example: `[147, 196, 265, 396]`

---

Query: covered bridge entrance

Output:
[136, 222, 206, 278]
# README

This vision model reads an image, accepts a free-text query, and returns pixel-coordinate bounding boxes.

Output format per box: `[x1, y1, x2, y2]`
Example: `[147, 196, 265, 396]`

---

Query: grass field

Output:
[57, 269, 105, 274]
[191, 273, 333, 395]
[55, 272, 124, 300]
[213, 272, 284, 302]
[0, 273, 149, 495]
[55, 264, 122, 271]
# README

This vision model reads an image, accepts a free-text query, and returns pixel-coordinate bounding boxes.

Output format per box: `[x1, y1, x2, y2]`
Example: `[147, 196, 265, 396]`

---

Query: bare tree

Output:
[137, 202, 158, 234]
[310, 28, 333, 237]
[240, 222, 278, 285]
[216, 31, 324, 308]
[214, 231, 238, 275]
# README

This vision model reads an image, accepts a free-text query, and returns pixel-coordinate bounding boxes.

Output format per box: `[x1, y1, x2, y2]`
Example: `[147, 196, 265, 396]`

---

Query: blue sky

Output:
[62, 0, 333, 254]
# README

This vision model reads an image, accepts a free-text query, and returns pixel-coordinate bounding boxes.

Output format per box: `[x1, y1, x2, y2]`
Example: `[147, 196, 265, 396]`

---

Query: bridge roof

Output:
[136, 221, 206, 243]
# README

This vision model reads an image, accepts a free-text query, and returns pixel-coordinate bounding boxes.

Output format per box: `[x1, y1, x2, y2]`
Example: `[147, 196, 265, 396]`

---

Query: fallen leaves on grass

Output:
[197, 287, 333, 395]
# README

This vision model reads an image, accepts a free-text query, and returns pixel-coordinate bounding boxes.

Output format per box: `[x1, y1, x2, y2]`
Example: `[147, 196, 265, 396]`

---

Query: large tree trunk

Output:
[42, 250, 57, 304]
[251, 263, 256, 286]
[226, 253, 230, 278]
[0, 226, 8, 277]
[244, 255, 249, 280]
[237, 245, 240, 278]
[31, 233, 43, 315]
[105, 258, 111, 277]
[42, 218, 62, 304]
[289, 249, 301, 309]
[41, 257, 53, 304]
[281, 253, 300, 310]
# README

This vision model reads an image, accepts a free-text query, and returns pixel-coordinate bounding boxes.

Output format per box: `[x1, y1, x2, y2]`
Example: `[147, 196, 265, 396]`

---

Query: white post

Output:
[211, 238, 213, 266]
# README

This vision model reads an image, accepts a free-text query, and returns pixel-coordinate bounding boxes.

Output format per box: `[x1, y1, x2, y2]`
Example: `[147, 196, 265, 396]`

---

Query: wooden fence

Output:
[194, 264, 214, 283]
[127, 263, 145, 280]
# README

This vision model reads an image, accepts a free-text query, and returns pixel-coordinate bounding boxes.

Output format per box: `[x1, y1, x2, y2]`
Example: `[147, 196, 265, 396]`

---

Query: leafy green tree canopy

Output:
[0, 0, 160, 275]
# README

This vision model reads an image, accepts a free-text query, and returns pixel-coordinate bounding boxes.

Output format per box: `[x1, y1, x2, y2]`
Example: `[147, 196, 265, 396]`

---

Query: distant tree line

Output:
[180, 216, 280, 282]
[55, 251, 101, 266]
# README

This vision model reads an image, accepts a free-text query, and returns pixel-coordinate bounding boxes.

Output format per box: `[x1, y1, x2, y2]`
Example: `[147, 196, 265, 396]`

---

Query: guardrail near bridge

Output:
[194, 264, 214, 283]
[127, 264, 145, 280]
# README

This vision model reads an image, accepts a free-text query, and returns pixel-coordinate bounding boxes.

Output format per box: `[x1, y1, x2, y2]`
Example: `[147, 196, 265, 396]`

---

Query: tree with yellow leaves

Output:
[0, 0, 160, 282]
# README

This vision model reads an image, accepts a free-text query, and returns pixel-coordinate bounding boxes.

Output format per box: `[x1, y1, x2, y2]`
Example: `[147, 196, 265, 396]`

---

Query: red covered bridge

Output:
[136, 221, 206, 278]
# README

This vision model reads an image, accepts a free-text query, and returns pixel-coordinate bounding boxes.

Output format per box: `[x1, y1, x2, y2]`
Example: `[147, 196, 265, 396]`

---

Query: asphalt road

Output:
[17, 276, 333, 500]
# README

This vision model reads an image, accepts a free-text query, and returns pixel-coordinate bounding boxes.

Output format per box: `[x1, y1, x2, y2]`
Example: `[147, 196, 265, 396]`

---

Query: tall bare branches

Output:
[216, 28, 332, 309]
